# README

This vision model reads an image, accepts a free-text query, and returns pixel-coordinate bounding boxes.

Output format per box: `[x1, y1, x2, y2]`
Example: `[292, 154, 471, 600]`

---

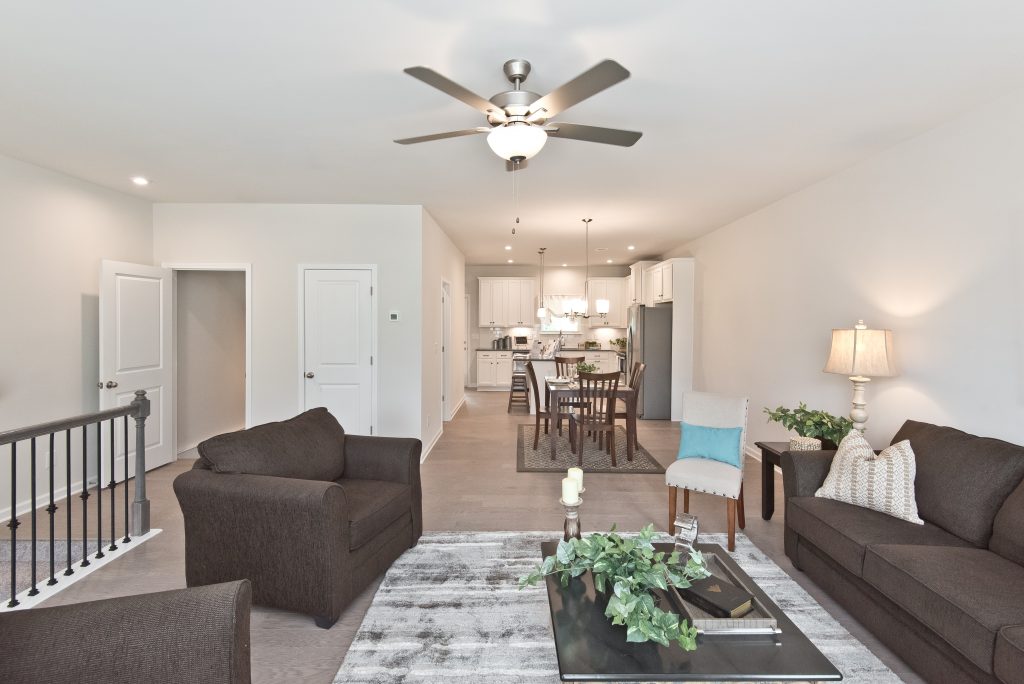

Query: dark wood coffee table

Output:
[542, 541, 842, 681]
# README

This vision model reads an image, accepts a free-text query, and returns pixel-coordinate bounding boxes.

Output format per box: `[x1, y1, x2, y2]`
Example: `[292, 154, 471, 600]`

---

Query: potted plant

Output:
[576, 361, 598, 374]
[519, 524, 710, 651]
[610, 337, 627, 352]
[763, 402, 853, 450]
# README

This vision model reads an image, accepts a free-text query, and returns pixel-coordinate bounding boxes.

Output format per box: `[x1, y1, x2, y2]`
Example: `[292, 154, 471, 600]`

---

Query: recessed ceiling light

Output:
[507, 259, 514, 263]
[627, 245, 635, 251]
[606, 259, 613, 263]
[595, 247, 609, 252]
[562, 263, 568, 267]
[131, 176, 150, 186]
[504, 245, 512, 250]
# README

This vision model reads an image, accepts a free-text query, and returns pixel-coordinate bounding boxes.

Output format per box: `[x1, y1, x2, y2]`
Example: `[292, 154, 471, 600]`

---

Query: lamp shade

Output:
[823, 320, 897, 378]
[595, 298, 610, 315]
[486, 123, 548, 161]
[536, 306, 546, 319]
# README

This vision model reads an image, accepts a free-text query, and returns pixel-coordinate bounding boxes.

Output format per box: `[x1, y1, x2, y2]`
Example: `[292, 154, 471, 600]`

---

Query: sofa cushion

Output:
[892, 420, 1024, 546]
[788, 496, 971, 576]
[991, 480, 1024, 567]
[336, 478, 411, 551]
[863, 544, 1024, 674]
[198, 407, 345, 481]
[995, 625, 1024, 684]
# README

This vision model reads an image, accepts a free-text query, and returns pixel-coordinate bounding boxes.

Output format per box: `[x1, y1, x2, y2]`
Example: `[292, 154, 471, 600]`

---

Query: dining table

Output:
[544, 378, 639, 463]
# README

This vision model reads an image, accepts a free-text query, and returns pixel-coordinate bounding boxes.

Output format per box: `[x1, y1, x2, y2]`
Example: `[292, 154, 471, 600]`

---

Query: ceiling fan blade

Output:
[546, 123, 642, 147]
[527, 60, 630, 119]
[403, 66, 506, 120]
[394, 127, 490, 145]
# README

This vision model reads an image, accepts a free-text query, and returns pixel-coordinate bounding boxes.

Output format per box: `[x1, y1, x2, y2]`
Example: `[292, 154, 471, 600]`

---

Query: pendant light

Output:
[568, 218, 609, 320]
[536, 248, 547, 319]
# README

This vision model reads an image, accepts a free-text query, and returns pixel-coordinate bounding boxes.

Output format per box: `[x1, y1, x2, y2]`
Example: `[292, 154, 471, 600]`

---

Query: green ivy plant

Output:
[518, 524, 710, 651]
[763, 402, 853, 446]
[576, 361, 598, 374]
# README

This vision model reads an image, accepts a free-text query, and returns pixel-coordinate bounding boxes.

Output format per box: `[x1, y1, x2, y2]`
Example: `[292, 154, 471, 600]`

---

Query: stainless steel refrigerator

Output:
[626, 304, 672, 419]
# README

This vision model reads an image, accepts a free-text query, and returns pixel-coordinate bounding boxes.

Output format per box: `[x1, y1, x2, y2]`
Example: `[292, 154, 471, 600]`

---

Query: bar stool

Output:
[508, 353, 530, 413]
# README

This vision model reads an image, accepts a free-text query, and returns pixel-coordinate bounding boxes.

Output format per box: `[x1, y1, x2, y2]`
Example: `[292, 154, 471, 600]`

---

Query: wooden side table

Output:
[754, 441, 790, 521]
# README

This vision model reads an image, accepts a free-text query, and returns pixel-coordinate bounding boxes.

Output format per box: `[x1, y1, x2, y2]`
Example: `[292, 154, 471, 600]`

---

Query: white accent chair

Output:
[665, 392, 749, 551]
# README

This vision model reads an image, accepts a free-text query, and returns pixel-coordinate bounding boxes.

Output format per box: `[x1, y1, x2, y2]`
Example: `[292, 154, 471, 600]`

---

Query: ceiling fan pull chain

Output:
[512, 160, 520, 234]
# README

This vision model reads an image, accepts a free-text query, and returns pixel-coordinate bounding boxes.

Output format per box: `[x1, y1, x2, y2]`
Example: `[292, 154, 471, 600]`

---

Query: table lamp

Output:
[823, 320, 896, 433]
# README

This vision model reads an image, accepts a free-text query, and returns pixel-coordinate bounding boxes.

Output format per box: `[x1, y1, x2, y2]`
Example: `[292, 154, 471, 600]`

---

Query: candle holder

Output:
[560, 496, 583, 541]
[672, 512, 699, 554]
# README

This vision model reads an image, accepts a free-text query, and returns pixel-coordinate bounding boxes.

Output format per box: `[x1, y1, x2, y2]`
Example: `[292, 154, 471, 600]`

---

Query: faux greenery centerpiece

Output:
[576, 361, 598, 374]
[518, 524, 710, 651]
[610, 337, 627, 351]
[763, 402, 853, 447]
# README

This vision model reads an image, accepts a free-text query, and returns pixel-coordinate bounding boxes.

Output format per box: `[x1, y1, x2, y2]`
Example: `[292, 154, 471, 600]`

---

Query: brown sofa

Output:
[783, 420, 1024, 684]
[174, 408, 422, 628]
[0, 580, 251, 684]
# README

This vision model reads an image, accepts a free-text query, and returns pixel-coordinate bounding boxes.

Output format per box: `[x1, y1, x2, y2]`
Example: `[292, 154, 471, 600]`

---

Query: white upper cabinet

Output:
[628, 261, 657, 305]
[587, 277, 628, 328]
[479, 277, 535, 327]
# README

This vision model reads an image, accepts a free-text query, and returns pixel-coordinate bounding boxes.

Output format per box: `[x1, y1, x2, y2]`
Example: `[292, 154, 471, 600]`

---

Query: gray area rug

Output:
[517, 424, 665, 474]
[0, 539, 97, 596]
[335, 532, 899, 683]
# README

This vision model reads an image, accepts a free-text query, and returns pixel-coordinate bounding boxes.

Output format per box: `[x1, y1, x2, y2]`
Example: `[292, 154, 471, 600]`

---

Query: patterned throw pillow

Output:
[815, 430, 924, 525]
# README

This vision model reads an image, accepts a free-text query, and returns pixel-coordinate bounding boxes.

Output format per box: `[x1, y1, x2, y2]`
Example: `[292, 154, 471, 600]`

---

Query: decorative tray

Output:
[667, 552, 781, 636]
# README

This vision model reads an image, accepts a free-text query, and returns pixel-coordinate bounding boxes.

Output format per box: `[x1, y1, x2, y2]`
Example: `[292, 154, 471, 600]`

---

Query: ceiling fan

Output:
[394, 58, 642, 163]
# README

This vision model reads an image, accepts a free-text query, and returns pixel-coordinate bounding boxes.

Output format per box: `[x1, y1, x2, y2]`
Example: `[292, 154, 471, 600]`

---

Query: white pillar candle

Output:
[561, 477, 580, 504]
[567, 467, 583, 493]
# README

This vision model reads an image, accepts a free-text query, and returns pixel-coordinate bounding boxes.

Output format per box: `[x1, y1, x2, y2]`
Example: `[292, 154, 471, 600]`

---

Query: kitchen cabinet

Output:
[478, 277, 534, 327]
[476, 350, 513, 388]
[586, 277, 628, 328]
[583, 351, 620, 374]
[644, 261, 673, 305]
[628, 261, 657, 305]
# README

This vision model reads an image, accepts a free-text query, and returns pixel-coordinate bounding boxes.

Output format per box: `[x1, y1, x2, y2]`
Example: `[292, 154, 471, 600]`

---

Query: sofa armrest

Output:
[173, 470, 348, 619]
[343, 434, 422, 483]
[343, 435, 423, 543]
[0, 580, 252, 684]
[781, 449, 836, 500]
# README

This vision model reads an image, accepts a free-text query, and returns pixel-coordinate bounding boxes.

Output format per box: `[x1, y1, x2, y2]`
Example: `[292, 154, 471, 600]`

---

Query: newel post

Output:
[130, 390, 151, 536]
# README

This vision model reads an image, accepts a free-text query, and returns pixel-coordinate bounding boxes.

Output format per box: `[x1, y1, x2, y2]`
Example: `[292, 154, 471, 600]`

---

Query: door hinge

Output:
[370, 286, 374, 295]
[370, 426, 373, 435]
[370, 356, 374, 366]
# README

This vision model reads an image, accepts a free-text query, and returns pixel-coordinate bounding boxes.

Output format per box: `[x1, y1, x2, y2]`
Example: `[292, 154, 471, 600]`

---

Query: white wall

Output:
[667, 91, 1024, 448]
[176, 270, 246, 453]
[153, 204, 424, 439]
[421, 209, 466, 451]
[0, 153, 152, 517]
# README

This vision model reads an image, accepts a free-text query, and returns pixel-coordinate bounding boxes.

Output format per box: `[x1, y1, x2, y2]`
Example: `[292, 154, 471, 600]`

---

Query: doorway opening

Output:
[442, 281, 452, 421]
[173, 267, 250, 458]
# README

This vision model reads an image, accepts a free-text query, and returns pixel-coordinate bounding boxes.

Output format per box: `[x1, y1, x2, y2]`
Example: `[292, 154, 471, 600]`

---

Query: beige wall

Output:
[421, 210, 467, 453]
[176, 270, 246, 453]
[0, 153, 152, 517]
[153, 203, 425, 439]
[665, 91, 1024, 448]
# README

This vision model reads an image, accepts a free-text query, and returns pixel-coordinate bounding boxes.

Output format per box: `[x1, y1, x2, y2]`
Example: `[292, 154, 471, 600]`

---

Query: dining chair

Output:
[614, 362, 646, 450]
[665, 391, 749, 552]
[525, 361, 551, 450]
[552, 355, 586, 436]
[568, 371, 621, 467]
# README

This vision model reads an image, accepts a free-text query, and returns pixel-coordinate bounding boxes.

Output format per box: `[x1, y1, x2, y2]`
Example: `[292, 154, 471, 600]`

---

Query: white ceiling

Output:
[2, 2, 1024, 266]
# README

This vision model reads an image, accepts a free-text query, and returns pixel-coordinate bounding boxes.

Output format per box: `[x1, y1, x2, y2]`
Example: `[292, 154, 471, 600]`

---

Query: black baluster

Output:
[28, 438, 38, 596]
[108, 419, 117, 552]
[46, 432, 57, 586]
[122, 416, 130, 544]
[94, 423, 104, 560]
[80, 427, 90, 568]
[7, 443, 20, 607]
[64, 429, 73, 576]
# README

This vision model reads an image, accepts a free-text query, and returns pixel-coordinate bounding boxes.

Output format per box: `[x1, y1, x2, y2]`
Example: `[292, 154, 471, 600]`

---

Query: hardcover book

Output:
[676, 575, 753, 618]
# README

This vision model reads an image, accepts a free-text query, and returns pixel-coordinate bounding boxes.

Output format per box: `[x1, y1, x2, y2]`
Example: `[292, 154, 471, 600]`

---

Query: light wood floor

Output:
[32, 390, 922, 683]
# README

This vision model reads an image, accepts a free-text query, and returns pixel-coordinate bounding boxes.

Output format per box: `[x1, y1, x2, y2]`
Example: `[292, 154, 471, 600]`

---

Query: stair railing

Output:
[0, 390, 150, 608]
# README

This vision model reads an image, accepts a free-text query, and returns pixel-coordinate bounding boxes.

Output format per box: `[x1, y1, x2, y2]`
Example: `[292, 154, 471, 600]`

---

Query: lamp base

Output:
[849, 375, 871, 433]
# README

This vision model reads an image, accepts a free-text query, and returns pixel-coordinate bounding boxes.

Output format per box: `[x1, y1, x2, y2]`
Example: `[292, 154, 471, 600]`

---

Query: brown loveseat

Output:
[0, 580, 251, 684]
[174, 408, 422, 628]
[783, 420, 1024, 684]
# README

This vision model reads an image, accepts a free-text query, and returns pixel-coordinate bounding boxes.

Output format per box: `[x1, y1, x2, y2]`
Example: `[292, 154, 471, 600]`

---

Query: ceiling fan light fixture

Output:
[486, 122, 547, 161]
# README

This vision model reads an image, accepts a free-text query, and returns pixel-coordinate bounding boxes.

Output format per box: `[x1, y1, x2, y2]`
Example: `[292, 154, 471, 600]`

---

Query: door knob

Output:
[105, 381, 118, 389]
[305, 372, 315, 379]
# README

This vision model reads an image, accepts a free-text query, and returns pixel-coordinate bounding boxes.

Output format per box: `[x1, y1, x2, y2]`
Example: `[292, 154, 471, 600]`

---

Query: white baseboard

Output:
[0, 529, 163, 612]
[445, 395, 466, 422]
[421, 425, 443, 464]
[745, 444, 761, 462]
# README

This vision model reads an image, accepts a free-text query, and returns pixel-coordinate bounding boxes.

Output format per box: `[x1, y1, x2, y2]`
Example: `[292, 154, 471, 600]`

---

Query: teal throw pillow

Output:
[678, 422, 743, 468]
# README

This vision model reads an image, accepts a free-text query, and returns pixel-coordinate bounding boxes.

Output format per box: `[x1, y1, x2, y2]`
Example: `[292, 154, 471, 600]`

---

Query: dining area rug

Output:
[333, 531, 899, 683]
[516, 424, 665, 474]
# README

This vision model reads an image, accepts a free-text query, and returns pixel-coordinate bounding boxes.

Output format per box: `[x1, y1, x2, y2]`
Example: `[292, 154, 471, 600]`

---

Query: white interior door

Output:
[99, 260, 174, 480]
[303, 269, 374, 434]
